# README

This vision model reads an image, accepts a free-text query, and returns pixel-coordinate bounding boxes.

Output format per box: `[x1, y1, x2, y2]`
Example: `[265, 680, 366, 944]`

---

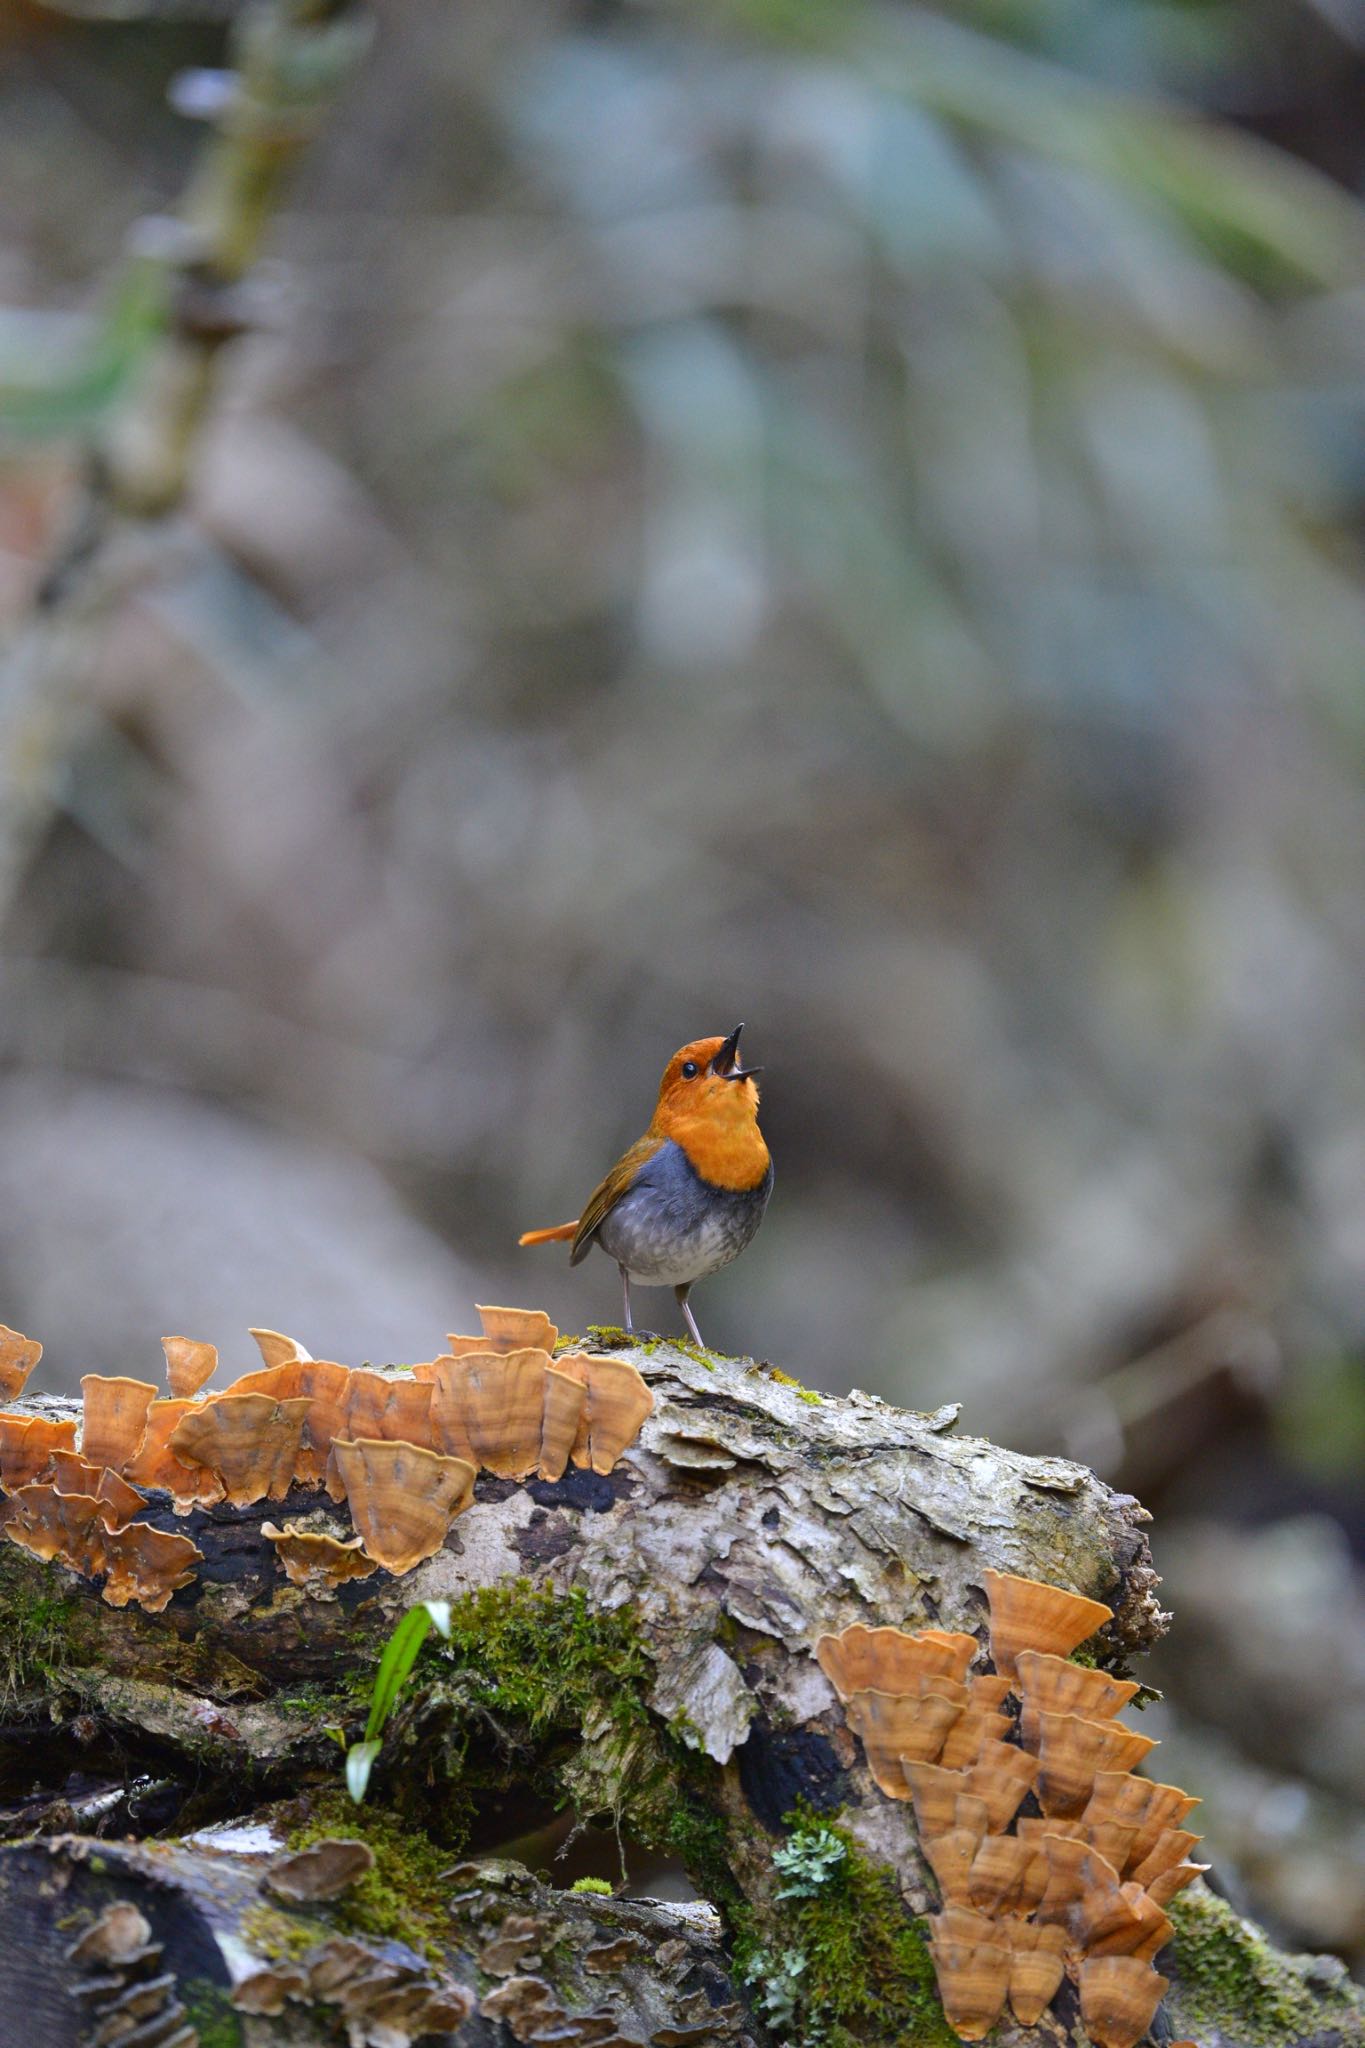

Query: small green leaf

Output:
[345, 1739, 382, 1805]
[363, 1601, 448, 1744]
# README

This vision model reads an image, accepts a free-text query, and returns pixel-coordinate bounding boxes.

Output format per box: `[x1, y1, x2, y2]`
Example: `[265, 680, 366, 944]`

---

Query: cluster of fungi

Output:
[0, 1312, 652, 1610]
[816, 1570, 1206, 2048]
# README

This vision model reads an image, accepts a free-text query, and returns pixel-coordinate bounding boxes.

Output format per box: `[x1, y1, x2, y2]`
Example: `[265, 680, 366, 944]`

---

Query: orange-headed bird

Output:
[519, 1023, 772, 1347]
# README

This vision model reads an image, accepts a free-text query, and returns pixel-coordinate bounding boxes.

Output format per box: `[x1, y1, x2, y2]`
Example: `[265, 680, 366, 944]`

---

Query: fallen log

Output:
[0, 1336, 1358, 2048]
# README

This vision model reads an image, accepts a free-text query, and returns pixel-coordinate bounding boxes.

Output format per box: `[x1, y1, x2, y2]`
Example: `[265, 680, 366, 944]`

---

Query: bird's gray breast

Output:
[595, 1139, 772, 1287]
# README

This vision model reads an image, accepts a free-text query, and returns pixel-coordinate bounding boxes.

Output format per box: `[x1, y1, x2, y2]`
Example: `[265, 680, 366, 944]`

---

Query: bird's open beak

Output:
[711, 1023, 762, 1081]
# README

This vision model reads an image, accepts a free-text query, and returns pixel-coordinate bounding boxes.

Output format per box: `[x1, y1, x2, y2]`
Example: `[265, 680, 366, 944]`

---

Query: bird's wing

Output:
[570, 1134, 665, 1266]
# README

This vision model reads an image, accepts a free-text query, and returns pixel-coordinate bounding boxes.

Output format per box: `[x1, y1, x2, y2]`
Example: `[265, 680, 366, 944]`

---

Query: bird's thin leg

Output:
[619, 1264, 634, 1334]
[675, 1284, 704, 1348]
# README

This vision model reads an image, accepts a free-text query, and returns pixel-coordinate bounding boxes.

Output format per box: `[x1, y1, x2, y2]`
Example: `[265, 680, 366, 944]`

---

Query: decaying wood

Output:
[0, 1337, 1358, 2048]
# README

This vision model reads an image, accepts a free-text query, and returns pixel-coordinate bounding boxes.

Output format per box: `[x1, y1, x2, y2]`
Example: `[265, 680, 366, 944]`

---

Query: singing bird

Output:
[519, 1023, 772, 1346]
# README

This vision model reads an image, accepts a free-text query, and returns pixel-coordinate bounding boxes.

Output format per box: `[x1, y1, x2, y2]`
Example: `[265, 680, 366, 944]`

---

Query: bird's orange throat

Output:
[656, 1076, 770, 1192]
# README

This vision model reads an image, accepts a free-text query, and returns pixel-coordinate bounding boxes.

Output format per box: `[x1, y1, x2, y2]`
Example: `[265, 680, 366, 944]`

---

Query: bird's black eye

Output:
[681, 1060, 699, 1078]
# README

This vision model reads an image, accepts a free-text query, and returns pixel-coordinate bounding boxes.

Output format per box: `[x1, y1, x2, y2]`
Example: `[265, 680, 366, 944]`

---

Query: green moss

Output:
[0, 1567, 86, 1703]
[241, 1901, 322, 1962]
[1167, 1887, 1363, 2044]
[796, 1388, 822, 1405]
[179, 1978, 243, 2048]
[285, 1790, 456, 1957]
[742, 1815, 957, 2048]
[570, 1876, 613, 1896]
[441, 1581, 653, 1739]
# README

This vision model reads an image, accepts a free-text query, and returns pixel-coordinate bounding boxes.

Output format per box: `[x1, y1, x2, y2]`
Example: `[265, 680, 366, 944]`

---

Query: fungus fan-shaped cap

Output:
[934, 1904, 1004, 1948]
[264, 1840, 376, 1902]
[339, 1369, 434, 1457]
[925, 1924, 1010, 2042]
[49, 1450, 106, 1497]
[0, 1325, 42, 1402]
[1015, 1648, 1141, 1750]
[980, 1568, 1112, 1682]
[231, 1358, 351, 1490]
[262, 1520, 379, 1597]
[0, 1413, 77, 1487]
[80, 1375, 158, 1471]
[540, 1365, 589, 1483]
[962, 1742, 1039, 1831]
[938, 1696, 1012, 1771]
[813, 1624, 976, 1703]
[1078, 1955, 1170, 2048]
[475, 1305, 558, 1356]
[1145, 1862, 1209, 1908]
[100, 1521, 203, 1612]
[551, 1352, 654, 1474]
[122, 1398, 224, 1509]
[161, 1335, 218, 1399]
[1034, 1831, 1100, 1926]
[330, 1436, 475, 1574]
[4, 1481, 107, 1575]
[966, 1831, 1046, 1917]
[901, 1761, 971, 1840]
[95, 1467, 146, 1529]
[1129, 1829, 1203, 1888]
[1036, 1709, 1158, 1818]
[249, 1328, 313, 1368]
[1084, 1774, 1199, 1865]
[924, 1822, 990, 1909]
[845, 1686, 963, 1791]
[1087, 1884, 1174, 1964]
[429, 1350, 547, 1480]
[1007, 1920, 1068, 2026]
[168, 1392, 311, 1506]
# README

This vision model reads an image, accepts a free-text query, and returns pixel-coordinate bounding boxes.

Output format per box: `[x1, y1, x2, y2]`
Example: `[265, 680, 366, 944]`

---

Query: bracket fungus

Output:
[816, 1570, 1197, 2048]
[550, 1352, 654, 1475]
[0, 1325, 42, 1402]
[80, 1376, 157, 1471]
[168, 1392, 310, 1507]
[814, 1624, 977, 1702]
[100, 1521, 203, 1612]
[122, 1399, 225, 1509]
[475, 1304, 558, 1354]
[0, 1412, 76, 1487]
[248, 1327, 313, 1368]
[160, 1334, 218, 1399]
[231, 1357, 351, 1489]
[262, 1520, 379, 1596]
[429, 1350, 548, 1480]
[330, 1436, 476, 1574]
[979, 1567, 1112, 1682]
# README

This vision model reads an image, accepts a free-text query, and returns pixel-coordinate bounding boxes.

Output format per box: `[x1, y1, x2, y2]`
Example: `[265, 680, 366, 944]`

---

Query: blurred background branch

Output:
[0, 0, 1362, 1974]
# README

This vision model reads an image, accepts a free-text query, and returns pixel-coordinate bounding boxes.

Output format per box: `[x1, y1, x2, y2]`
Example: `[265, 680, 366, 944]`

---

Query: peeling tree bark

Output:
[0, 1339, 1359, 2048]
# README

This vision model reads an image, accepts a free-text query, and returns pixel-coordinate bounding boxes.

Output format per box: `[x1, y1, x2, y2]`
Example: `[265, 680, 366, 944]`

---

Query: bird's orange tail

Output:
[518, 1220, 580, 1247]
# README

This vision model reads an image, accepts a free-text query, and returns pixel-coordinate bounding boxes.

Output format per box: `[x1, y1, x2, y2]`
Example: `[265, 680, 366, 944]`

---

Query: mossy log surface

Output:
[0, 1338, 1359, 2048]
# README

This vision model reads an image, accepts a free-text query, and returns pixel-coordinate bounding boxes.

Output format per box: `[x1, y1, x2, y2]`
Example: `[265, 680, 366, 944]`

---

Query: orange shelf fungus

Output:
[966, 1831, 1047, 1918]
[1015, 1646, 1140, 1750]
[262, 1521, 379, 1597]
[540, 1365, 589, 1482]
[4, 1482, 107, 1576]
[0, 1413, 76, 1488]
[551, 1352, 654, 1475]
[813, 1624, 977, 1703]
[979, 1567, 1112, 1683]
[0, 1325, 42, 1402]
[123, 1399, 225, 1510]
[925, 1920, 1010, 2041]
[329, 1437, 475, 1574]
[475, 1305, 559, 1356]
[100, 1522, 203, 1613]
[249, 1328, 313, 1369]
[161, 1335, 218, 1400]
[231, 1358, 351, 1490]
[1146, 1861, 1210, 1908]
[1078, 1955, 1170, 2048]
[1006, 1920, 1068, 2025]
[168, 1392, 311, 1507]
[1035, 1709, 1159, 1818]
[958, 1744, 1039, 1832]
[845, 1686, 964, 1790]
[1129, 1828, 1203, 1888]
[429, 1351, 547, 1481]
[80, 1376, 157, 1472]
[1083, 1774, 1200, 1868]
[937, 1692, 1013, 1771]
[923, 1819, 991, 1909]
